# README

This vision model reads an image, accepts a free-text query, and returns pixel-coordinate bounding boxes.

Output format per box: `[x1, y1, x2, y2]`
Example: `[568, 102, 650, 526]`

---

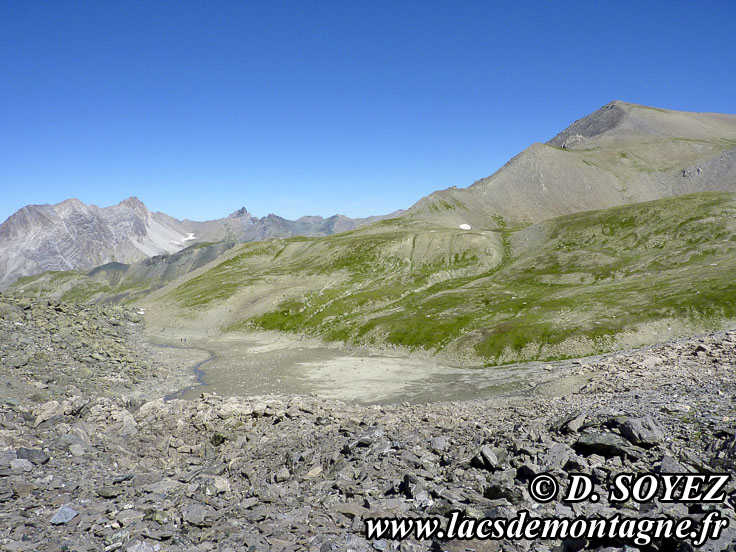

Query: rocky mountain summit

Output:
[0, 198, 402, 290]
[1, 296, 735, 551]
[409, 101, 736, 227]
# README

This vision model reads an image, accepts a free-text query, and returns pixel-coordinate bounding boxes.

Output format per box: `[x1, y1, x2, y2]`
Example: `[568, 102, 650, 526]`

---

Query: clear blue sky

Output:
[2, 1, 735, 223]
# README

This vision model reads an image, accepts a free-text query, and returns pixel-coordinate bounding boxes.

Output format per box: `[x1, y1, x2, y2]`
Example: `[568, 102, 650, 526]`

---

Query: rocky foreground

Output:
[1, 296, 735, 551]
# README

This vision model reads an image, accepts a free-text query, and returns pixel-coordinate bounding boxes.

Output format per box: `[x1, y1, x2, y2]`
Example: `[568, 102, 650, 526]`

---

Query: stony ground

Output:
[1, 296, 735, 551]
[0, 296, 202, 404]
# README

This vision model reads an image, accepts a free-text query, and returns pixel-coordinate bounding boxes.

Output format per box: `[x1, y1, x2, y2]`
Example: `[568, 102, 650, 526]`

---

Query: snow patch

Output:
[458, 223, 471, 230]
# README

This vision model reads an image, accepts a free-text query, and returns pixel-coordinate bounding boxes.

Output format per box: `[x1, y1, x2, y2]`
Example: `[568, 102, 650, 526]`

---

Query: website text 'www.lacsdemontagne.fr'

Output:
[364, 510, 730, 547]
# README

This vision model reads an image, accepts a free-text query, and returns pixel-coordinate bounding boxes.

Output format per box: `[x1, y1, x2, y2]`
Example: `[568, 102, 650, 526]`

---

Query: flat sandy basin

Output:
[146, 330, 589, 404]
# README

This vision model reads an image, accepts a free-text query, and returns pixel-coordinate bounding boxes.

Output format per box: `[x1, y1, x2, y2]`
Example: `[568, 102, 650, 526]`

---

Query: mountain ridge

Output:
[406, 101, 736, 228]
[6, 99, 735, 291]
[0, 196, 402, 289]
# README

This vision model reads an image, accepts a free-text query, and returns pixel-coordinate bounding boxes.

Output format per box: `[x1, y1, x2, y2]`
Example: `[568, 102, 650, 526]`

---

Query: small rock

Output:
[306, 465, 323, 478]
[10, 458, 33, 472]
[33, 400, 64, 427]
[213, 476, 231, 494]
[471, 444, 499, 471]
[51, 433, 85, 452]
[69, 443, 85, 457]
[640, 356, 663, 369]
[182, 503, 216, 527]
[125, 540, 161, 552]
[620, 416, 665, 448]
[211, 432, 228, 446]
[564, 413, 587, 434]
[430, 436, 449, 453]
[16, 447, 50, 465]
[573, 432, 639, 459]
[658, 454, 689, 474]
[541, 443, 571, 471]
[333, 502, 368, 519]
[119, 413, 138, 436]
[97, 486, 122, 499]
[484, 469, 527, 504]
[117, 509, 144, 526]
[50, 504, 79, 525]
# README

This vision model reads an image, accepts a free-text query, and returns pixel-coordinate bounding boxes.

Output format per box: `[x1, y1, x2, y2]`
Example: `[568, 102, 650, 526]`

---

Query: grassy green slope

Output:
[161, 192, 736, 364]
[168, 218, 504, 316]
[456, 191, 736, 362]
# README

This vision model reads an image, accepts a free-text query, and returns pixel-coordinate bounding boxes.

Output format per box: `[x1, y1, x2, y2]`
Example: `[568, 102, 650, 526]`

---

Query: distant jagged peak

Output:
[230, 206, 252, 218]
[0, 195, 402, 289]
[41, 196, 150, 216]
[54, 197, 92, 217]
[110, 196, 150, 220]
[264, 213, 286, 221]
[118, 196, 147, 210]
[57, 197, 84, 208]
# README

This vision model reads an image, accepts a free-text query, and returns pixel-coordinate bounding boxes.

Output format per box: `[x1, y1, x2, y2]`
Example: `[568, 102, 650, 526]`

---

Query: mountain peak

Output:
[230, 207, 252, 218]
[117, 197, 148, 213]
[547, 100, 736, 150]
[58, 198, 83, 207]
[55, 198, 86, 211]
[547, 101, 628, 148]
[296, 215, 325, 223]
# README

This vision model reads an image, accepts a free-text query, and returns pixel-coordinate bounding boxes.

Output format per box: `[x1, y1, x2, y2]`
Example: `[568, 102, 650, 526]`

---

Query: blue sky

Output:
[1, 1, 735, 223]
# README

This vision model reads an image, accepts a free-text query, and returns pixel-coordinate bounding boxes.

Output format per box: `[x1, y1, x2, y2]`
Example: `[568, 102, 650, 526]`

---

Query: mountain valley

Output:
[3, 101, 736, 551]
[6, 101, 736, 367]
